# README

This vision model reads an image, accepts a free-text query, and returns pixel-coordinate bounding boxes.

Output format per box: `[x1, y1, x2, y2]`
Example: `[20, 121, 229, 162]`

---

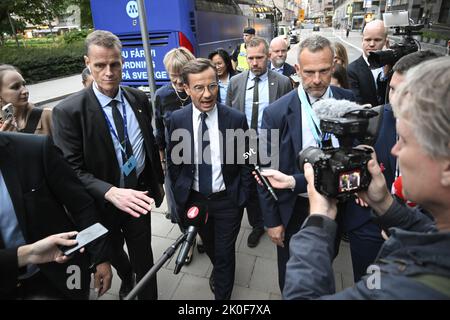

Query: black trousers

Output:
[348, 220, 384, 281]
[241, 179, 264, 229]
[276, 197, 344, 291]
[107, 210, 157, 300]
[187, 190, 242, 300]
[276, 196, 309, 291]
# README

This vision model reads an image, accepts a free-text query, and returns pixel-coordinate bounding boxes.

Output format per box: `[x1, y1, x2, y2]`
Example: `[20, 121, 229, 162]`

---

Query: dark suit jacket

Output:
[225, 69, 292, 112]
[259, 87, 355, 228]
[166, 103, 252, 218]
[343, 104, 397, 231]
[52, 86, 165, 218]
[0, 133, 108, 299]
[268, 61, 296, 77]
[347, 55, 388, 107]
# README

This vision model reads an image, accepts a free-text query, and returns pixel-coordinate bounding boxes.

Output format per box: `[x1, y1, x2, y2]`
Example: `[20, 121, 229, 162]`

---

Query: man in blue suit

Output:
[166, 58, 252, 300]
[257, 35, 355, 290]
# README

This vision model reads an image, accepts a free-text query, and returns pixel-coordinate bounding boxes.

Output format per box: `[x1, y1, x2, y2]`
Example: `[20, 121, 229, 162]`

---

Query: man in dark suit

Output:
[347, 20, 390, 106]
[268, 36, 296, 78]
[167, 58, 252, 300]
[226, 36, 292, 248]
[52, 30, 164, 300]
[0, 133, 111, 299]
[257, 35, 355, 291]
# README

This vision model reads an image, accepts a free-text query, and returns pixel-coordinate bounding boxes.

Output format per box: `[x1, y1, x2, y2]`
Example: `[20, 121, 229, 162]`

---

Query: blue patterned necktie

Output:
[198, 112, 212, 196]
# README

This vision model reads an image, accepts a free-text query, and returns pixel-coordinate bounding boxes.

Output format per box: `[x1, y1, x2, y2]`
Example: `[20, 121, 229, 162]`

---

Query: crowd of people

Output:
[0, 21, 449, 300]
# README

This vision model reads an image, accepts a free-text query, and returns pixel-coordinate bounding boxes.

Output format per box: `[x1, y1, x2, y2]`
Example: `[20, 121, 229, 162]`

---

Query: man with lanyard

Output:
[52, 30, 165, 300]
[231, 27, 255, 72]
[257, 35, 355, 291]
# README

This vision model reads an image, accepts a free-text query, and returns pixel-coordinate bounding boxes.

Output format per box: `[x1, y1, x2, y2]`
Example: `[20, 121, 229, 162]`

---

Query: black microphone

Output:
[244, 148, 278, 201]
[174, 203, 208, 274]
[253, 164, 278, 201]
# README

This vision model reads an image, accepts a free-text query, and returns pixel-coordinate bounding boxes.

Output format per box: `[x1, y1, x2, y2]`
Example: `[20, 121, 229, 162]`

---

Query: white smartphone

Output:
[59, 223, 108, 256]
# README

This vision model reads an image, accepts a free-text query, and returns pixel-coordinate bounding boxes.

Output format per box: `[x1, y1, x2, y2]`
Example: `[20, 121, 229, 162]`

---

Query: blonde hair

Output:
[163, 47, 195, 74]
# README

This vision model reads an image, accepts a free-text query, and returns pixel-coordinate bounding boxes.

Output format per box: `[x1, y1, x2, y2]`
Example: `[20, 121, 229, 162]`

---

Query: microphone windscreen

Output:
[313, 98, 362, 120]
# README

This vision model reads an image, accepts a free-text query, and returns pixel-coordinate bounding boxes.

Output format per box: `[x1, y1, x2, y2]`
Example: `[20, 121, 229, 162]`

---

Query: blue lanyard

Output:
[298, 87, 323, 147]
[298, 87, 334, 147]
[101, 92, 129, 157]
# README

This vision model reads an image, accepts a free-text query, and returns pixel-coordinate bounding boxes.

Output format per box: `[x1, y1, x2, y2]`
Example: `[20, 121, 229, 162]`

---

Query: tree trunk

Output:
[7, 9, 19, 47]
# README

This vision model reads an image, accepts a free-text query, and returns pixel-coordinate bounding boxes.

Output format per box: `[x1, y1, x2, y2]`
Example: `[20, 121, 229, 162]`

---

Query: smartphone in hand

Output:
[1, 103, 14, 121]
[59, 223, 108, 256]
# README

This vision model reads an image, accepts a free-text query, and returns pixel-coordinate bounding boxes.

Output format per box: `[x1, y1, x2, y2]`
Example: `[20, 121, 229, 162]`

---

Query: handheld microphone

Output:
[174, 204, 208, 274]
[253, 164, 278, 201]
[244, 148, 278, 201]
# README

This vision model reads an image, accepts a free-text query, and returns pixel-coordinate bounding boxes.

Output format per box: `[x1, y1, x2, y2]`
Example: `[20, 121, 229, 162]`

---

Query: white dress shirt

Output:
[192, 105, 225, 193]
[93, 83, 145, 187]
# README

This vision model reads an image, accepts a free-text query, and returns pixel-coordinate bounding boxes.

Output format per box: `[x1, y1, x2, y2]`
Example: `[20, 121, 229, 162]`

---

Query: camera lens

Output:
[297, 146, 325, 171]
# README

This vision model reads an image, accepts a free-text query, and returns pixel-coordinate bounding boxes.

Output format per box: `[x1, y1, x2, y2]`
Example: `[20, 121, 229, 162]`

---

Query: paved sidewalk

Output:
[89, 196, 354, 300]
[28, 74, 83, 106]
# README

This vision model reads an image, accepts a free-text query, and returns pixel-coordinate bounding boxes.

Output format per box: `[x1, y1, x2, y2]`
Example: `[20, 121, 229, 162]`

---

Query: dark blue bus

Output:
[90, 0, 273, 87]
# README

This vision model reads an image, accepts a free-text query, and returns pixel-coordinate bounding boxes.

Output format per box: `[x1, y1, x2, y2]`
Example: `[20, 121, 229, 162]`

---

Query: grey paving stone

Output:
[237, 228, 277, 260]
[171, 274, 214, 300]
[230, 284, 270, 300]
[249, 256, 280, 296]
[234, 252, 257, 288]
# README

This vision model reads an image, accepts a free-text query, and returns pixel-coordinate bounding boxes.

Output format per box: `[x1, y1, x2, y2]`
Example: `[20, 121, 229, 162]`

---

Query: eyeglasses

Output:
[191, 83, 219, 94]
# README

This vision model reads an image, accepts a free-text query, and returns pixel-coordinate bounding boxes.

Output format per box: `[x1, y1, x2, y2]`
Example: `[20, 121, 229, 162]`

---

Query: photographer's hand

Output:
[357, 153, 393, 216]
[304, 163, 337, 220]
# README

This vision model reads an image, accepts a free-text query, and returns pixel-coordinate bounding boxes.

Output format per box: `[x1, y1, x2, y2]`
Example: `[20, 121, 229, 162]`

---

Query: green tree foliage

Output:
[0, 0, 69, 46]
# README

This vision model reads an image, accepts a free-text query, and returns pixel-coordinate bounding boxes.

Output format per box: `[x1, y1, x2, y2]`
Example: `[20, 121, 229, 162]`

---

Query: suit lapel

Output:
[121, 88, 155, 167]
[86, 88, 117, 160]
[358, 56, 377, 95]
[0, 137, 28, 241]
[183, 104, 195, 164]
[287, 93, 302, 154]
[217, 105, 228, 168]
[238, 72, 249, 112]
[268, 70, 278, 103]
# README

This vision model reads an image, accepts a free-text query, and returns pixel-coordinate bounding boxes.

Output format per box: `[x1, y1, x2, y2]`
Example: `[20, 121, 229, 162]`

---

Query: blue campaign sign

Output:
[121, 46, 167, 85]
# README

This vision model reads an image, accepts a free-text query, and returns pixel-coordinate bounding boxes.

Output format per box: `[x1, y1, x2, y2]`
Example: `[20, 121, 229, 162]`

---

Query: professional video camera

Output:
[297, 99, 384, 200]
[368, 11, 423, 68]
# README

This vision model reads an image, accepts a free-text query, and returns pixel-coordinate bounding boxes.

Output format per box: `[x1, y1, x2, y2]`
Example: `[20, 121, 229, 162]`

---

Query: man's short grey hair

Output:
[393, 57, 450, 158]
[247, 36, 269, 55]
[85, 30, 122, 55]
[298, 35, 334, 61]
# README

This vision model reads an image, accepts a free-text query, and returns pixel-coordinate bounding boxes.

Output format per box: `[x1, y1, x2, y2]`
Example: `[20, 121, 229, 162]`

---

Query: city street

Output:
[24, 28, 363, 300]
